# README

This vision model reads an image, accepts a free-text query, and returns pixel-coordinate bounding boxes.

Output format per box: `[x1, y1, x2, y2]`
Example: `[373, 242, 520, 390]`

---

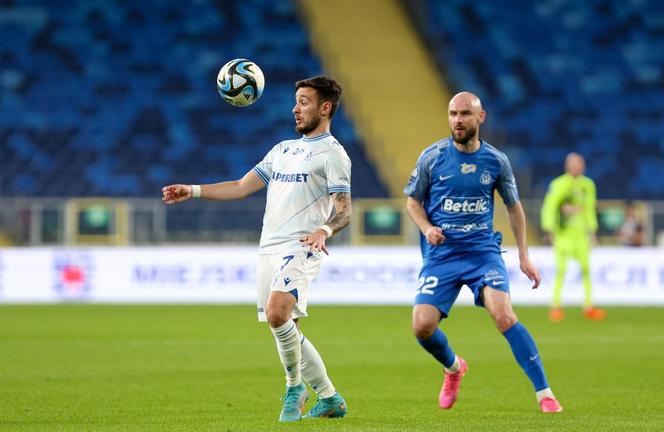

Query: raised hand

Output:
[161, 184, 192, 204]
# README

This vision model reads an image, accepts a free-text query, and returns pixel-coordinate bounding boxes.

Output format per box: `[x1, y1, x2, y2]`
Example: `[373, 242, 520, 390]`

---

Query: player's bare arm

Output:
[506, 201, 541, 289]
[162, 170, 265, 204]
[299, 192, 352, 255]
[326, 192, 352, 233]
[406, 197, 445, 245]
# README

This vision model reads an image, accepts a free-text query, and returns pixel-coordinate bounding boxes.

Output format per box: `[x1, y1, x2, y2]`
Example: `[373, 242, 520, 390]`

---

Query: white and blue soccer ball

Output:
[216, 58, 265, 107]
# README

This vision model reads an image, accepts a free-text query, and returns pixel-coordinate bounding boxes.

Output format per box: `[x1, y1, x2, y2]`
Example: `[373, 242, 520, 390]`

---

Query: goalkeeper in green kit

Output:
[541, 153, 605, 322]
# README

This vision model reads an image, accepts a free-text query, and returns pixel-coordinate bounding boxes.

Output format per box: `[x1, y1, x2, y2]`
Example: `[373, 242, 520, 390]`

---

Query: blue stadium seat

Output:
[0, 0, 389, 206]
[408, 0, 664, 199]
[0, 0, 389, 235]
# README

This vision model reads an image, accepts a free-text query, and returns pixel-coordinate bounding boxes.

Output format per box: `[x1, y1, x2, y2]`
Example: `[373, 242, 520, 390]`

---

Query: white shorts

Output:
[256, 248, 323, 322]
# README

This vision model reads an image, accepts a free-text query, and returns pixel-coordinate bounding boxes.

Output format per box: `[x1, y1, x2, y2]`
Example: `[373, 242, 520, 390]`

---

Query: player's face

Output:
[565, 155, 585, 177]
[293, 87, 322, 135]
[448, 100, 484, 144]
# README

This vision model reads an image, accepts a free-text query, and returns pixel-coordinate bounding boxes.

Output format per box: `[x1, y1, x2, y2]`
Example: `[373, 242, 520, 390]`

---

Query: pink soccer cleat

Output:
[539, 397, 563, 413]
[439, 356, 468, 409]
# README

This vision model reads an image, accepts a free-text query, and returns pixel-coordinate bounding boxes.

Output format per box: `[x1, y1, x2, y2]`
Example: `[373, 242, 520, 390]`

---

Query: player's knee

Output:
[412, 319, 437, 340]
[494, 313, 518, 333]
[266, 307, 289, 328]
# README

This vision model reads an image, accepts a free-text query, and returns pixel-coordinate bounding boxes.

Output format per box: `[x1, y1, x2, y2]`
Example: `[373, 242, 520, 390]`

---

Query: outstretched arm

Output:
[162, 170, 265, 204]
[299, 192, 352, 255]
[506, 201, 541, 289]
[406, 197, 444, 245]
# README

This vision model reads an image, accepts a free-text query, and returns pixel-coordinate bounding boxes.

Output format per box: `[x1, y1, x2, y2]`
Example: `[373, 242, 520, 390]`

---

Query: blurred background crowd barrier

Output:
[0, 196, 661, 247]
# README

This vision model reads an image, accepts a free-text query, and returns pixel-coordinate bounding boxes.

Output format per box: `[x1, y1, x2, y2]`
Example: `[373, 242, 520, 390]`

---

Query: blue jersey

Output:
[403, 137, 519, 262]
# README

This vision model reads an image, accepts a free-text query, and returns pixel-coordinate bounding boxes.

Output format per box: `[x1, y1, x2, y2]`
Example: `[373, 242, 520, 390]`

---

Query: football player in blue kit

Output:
[404, 92, 563, 413]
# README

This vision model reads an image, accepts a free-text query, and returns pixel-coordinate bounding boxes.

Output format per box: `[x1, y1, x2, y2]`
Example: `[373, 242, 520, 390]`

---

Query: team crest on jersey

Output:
[304, 151, 315, 161]
[460, 163, 477, 174]
[480, 170, 492, 185]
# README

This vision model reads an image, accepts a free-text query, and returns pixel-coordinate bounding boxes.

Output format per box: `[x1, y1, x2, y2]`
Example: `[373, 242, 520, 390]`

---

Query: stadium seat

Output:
[0, 0, 389, 234]
[407, 0, 664, 199]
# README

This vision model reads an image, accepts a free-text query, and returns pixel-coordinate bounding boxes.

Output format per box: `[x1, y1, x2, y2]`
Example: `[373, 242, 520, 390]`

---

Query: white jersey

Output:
[252, 132, 351, 253]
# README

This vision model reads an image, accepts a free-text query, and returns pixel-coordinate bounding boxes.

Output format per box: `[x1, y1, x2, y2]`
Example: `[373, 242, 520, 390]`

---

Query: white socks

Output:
[536, 387, 556, 402]
[300, 334, 336, 399]
[444, 355, 461, 374]
[270, 320, 336, 398]
[270, 320, 302, 387]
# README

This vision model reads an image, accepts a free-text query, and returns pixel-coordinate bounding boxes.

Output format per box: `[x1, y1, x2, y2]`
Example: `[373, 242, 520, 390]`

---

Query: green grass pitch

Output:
[1, 305, 662, 431]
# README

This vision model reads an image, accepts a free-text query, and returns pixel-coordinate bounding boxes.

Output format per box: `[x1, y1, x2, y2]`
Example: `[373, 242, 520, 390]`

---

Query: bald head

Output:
[564, 152, 585, 177]
[449, 92, 483, 112]
[448, 92, 485, 147]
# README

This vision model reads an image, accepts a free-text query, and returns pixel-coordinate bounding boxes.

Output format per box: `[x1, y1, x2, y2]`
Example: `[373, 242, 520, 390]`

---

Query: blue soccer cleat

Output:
[279, 383, 309, 422]
[304, 392, 348, 418]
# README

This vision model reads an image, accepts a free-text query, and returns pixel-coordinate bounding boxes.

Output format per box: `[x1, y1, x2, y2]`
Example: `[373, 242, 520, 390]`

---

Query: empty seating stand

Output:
[407, 0, 664, 199]
[0, 0, 388, 200]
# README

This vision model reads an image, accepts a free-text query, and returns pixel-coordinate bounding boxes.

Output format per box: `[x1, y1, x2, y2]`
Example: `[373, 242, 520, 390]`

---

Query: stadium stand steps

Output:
[299, 0, 452, 197]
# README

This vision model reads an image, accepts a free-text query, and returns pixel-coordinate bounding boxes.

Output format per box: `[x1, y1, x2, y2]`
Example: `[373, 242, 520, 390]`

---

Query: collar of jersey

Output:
[302, 132, 331, 142]
[448, 136, 484, 155]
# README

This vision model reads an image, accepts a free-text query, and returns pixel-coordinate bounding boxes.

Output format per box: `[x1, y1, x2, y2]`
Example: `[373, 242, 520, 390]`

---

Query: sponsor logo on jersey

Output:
[480, 170, 492, 185]
[441, 197, 489, 214]
[440, 222, 489, 232]
[272, 172, 309, 183]
[460, 163, 477, 174]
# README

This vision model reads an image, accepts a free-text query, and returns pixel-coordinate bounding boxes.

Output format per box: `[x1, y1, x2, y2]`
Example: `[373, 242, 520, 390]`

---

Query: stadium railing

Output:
[0, 198, 661, 247]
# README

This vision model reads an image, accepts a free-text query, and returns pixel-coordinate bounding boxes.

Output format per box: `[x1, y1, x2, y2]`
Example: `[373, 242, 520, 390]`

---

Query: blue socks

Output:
[417, 328, 456, 369]
[419, 322, 549, 392]
[503, 322, 549, 391]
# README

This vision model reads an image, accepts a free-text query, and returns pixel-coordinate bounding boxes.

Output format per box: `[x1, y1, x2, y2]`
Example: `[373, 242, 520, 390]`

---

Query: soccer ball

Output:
[216, 58, 265, 107]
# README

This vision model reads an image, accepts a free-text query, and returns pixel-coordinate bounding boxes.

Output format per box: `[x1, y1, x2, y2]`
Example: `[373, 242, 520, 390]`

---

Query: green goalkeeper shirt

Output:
[541, 173, 598, 235]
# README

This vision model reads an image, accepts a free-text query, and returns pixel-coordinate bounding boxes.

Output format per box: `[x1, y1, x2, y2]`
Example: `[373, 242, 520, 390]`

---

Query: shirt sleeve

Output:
[495, 152, 520, 206]
[585, 178, 598, 232]
[540, 177, 563, 232]
[403, 147, 434, 201]
[325, 145, 351, 194]
[252, 143, 279, 185]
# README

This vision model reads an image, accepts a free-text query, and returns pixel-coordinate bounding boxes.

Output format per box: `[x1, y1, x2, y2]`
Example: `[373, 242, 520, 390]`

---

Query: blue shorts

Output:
[415, 251, 510, 318]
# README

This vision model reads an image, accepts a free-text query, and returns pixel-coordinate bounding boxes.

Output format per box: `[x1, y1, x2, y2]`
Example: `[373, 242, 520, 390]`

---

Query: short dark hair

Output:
[295, 76, 343, 118]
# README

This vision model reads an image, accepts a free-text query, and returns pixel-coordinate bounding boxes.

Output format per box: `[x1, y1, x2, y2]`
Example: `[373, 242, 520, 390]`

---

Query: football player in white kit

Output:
[162, 76, 351, 422]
